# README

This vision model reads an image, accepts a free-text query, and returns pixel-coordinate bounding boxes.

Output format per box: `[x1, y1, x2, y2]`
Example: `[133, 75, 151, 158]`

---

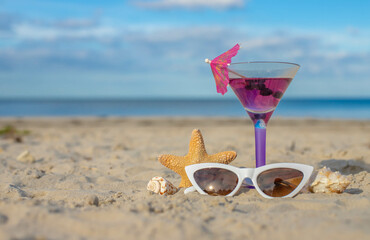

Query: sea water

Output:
[0, 98, 369, 119]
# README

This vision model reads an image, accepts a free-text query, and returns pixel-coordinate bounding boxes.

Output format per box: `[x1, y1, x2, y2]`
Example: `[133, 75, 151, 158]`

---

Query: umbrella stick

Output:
[205, 59, 246, 79]
[228, 69, 246, 79]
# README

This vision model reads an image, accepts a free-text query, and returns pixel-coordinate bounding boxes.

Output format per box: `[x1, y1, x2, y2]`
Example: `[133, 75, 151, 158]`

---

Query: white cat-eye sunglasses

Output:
[185, 163, 313, 199]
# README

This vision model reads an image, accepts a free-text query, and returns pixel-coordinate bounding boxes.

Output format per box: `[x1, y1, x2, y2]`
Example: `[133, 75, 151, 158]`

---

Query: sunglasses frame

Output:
[185, 163, 313, 199]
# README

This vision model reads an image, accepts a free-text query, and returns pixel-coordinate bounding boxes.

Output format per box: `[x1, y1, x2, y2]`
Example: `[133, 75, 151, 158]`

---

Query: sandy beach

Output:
[0, 117, 369, 240]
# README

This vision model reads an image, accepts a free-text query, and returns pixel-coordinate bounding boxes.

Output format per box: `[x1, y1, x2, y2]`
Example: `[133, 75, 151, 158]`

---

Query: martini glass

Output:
[227, 62, 300, 168]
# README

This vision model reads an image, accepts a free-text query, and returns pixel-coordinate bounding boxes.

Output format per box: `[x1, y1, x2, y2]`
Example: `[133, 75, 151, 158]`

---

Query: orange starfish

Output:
[158, 129, 237, 188]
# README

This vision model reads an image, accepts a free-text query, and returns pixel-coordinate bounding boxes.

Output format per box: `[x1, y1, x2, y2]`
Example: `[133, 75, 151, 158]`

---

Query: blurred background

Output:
[0, 0, 369, 118]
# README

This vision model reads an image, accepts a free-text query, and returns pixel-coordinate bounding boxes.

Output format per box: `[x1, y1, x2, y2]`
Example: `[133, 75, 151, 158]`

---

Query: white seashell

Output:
[147, 176, 178, 195]
[16, 150, 36, 163]
[309, 167, 351, 193]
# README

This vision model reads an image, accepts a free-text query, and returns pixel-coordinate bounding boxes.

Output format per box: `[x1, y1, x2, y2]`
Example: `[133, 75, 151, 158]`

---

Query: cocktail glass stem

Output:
[254, 119, 266, 167]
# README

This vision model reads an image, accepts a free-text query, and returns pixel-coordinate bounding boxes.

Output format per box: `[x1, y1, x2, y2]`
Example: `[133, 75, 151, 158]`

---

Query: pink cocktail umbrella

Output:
[205, 44, 240, 95]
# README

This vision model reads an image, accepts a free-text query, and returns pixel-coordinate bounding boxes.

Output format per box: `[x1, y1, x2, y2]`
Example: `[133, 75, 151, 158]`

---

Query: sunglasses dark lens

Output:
[193, 168, 239, 196]
[257, 168, 303, 197]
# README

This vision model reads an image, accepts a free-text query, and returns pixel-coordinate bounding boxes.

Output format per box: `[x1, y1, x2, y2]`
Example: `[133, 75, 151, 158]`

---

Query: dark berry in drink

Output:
[260, 88, 273, 96]
[250, 81, 258, 89]
[257, 83, 266, 90]
[245, 84, 253, 90]
[273, 91, 283, 99]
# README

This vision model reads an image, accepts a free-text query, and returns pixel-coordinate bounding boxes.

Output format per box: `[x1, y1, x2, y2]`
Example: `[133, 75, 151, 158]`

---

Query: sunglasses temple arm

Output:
[255, 120, 266, 167]
[184, 186, 196, 194]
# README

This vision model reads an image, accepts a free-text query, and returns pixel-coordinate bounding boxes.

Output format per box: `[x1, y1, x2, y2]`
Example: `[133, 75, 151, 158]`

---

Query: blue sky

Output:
[0, 0, 369, 99]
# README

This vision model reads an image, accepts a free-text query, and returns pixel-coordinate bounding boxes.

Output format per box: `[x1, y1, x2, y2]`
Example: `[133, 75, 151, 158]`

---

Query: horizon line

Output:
[0, 97, 369, 101]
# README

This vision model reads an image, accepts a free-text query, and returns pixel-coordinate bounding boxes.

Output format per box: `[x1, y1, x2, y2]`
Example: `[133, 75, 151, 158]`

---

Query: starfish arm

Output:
[207, 151, 237, 164]
[158, 154, 186, 175]
[158, 154, 191, 188]
[179, 176, 193, 188]
[187, 129, 207, 159]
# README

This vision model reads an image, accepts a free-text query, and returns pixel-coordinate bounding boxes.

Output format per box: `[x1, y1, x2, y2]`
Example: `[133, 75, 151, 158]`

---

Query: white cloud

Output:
[13, 23, 117, 41]
[4, 21, 370, 75]
[2, 15, 370, 98]
[135, 0, 245, 10]
[54, 18, 98, 29]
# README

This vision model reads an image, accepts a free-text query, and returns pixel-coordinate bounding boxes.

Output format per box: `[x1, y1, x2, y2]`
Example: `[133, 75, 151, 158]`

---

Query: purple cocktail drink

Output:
[229, 77, 292, 124]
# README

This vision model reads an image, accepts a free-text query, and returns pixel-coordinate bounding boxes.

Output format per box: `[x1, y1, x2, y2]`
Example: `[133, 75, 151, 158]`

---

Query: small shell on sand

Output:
[309, 167, 351, 193]
[86, 195, 99, 206]
[147, 177, 178, 196]
[16, 150, 36, 163]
